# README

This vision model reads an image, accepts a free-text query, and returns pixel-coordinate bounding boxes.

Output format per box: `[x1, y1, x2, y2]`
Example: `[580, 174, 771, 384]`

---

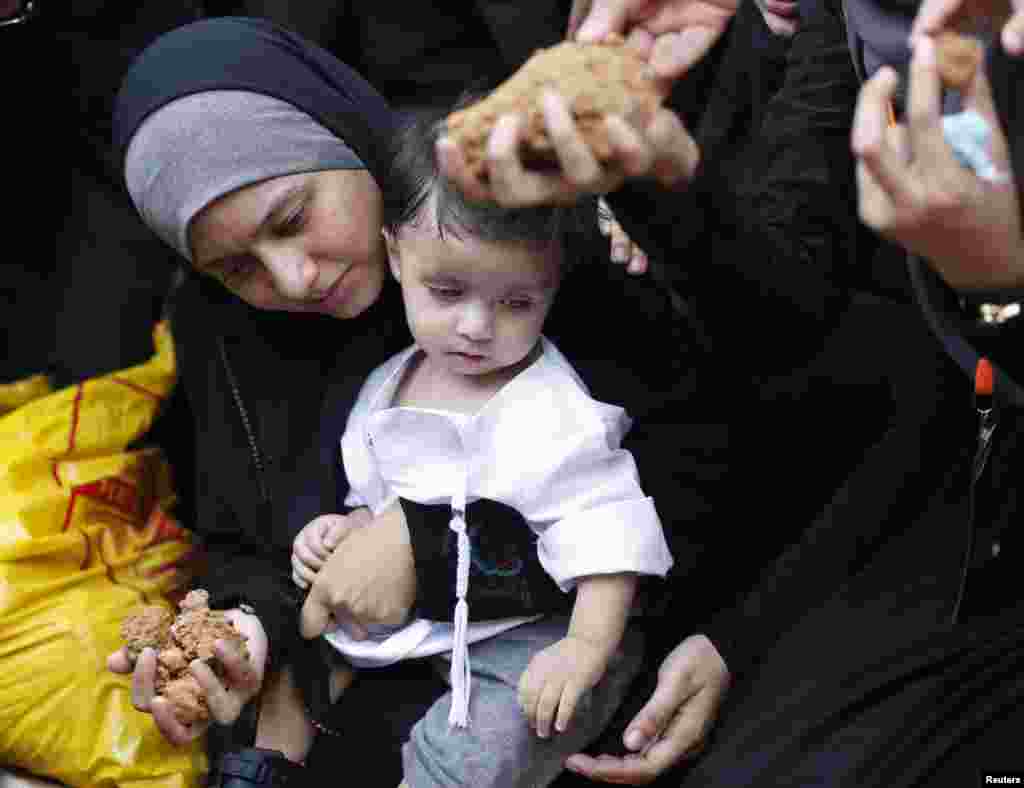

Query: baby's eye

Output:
[502, 298, 534, 310]
[429, 286, 463, 302]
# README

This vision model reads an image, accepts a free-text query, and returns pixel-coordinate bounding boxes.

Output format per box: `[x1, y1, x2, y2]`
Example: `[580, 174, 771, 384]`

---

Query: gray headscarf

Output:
[124, 90, 364, 261]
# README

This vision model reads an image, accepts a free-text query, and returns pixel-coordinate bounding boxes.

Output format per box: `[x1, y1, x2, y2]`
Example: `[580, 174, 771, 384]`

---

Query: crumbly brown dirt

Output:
[445, 34, 663, 182]
[121, 589, 248, 725]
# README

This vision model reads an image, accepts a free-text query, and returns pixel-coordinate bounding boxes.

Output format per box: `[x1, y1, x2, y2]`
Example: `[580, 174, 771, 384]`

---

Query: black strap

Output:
[908, 256, 1024, 408]
[216, 748, 304, 787]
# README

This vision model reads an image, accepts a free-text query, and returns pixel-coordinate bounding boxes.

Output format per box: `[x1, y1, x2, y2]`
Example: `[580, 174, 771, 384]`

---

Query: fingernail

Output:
[625, 729, 647, 750]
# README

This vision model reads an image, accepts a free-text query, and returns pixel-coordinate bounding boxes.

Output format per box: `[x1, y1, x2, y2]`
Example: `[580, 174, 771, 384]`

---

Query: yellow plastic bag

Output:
[0, 322, 207, 788]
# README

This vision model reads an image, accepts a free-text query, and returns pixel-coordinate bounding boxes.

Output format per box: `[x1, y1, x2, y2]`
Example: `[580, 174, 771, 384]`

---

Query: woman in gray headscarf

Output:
[108, 14, 705, 788]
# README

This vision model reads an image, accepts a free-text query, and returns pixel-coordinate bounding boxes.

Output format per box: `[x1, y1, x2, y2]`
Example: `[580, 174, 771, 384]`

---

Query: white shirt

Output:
[324, 337, 673, 667]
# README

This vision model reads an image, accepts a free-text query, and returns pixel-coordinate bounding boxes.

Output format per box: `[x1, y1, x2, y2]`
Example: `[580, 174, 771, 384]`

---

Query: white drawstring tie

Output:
[448, 511, 472, 727]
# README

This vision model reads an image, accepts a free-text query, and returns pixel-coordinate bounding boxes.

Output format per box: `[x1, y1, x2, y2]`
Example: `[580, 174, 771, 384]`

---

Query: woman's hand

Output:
[569, 0, 738, 80]
[299, 501, 416, 641]
[437, 97, 699, 208]
[852, 36, 1023, 290]
[106, 607, 268, 745]
[564, 634, 730, 784]
[910, 0, 1024, 55]
[600, 198, 649, 274]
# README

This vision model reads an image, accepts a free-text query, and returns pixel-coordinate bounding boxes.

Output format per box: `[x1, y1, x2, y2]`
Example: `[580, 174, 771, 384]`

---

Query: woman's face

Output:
[188, 169, 387, 318]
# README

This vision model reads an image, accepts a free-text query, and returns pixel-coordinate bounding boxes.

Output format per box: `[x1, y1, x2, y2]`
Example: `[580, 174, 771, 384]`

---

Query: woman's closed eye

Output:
[275, 200, 308, 237]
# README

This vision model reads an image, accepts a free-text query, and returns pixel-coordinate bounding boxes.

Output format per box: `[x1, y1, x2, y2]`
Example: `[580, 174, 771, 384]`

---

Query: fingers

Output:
[293, 539, 326, 572]
[131, 647, 158, 712]
[441, 96, 694, 209]
[603, 115, 655, 177]
[299, 583, 332, 639]
[852, 67, 916, 204]
[292, 556, 315, 590]
[650, 26, 721, 82]
[534, 678, 565, 738]
[1003, 6, 1024, 53]
[909, 0, 963, 39]
[108, 647, 133, 674]
[566, 751, 658, 784]
[485, 115, 569, 207]
[542, 91, 604, 189]
[905, 37, 954, 168]
[576, 0, 632, 42]
[334, 611, 370, 641]
[567, 0, 595, 38]
[214, 637, 261, 692]
[436, 135, 492, 203]
[151, 696, 206, 745]
[645, 108, 700, 188]
[564, 688, 711, 785]
[190, 659, 238, 725]
[621, 669, 700, 753]
[611, 221, 634, 266]
[555, 680, 584, 734]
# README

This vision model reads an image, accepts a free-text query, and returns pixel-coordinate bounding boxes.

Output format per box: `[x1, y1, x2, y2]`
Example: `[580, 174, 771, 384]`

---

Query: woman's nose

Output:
[259, 246, 318, 299]
[456, 301, 494, 341]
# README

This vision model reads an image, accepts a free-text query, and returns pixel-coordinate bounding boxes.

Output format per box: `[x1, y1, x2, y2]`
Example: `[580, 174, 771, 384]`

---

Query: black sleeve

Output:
[404, 498, 572, 622]
[200, 527, 304, 669]
[608, 0, 864, 375]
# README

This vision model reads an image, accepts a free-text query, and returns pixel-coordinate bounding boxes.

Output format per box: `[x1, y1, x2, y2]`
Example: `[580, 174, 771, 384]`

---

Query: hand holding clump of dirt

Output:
[120, 589, 249, 725]
[445, 34, 664, 183]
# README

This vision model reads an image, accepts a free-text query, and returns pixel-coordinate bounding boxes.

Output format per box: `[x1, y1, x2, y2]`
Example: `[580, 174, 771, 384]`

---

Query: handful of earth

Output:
[120, 589, 249, 724]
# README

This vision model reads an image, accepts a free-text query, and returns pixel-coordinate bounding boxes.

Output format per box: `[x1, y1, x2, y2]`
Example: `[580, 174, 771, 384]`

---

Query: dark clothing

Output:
[605, 0, 882, 677]
[617, 1, 1024, 784]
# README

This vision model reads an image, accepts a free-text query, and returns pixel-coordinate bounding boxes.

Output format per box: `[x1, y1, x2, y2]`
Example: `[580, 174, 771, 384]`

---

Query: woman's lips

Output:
[311, 269, 351, 312]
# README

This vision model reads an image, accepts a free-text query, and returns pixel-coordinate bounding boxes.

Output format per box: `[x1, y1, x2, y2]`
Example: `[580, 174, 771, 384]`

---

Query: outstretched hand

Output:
[852, 35, 1023, 289]
[437, 99, 698, 208]
[569, 0, 738, 82]
[910, 0, 1024, 55]
[565, 634, 730, 784]
[107, 607, 268, 746]
[438, 0, 737, 209]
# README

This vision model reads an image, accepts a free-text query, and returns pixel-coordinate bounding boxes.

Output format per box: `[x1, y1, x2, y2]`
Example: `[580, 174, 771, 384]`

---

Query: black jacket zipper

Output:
[217, 335, 271, 505]
[952, 358, 997, 622]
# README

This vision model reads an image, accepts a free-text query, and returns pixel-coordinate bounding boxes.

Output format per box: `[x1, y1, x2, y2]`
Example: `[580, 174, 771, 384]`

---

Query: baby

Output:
[291, 105, 673, 787]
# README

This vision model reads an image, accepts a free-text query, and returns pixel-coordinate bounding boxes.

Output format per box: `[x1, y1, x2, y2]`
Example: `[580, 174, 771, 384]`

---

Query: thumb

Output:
[300, 585, 332, 639]
[576, 0, 630, 41]
[623, 675, 698, 752]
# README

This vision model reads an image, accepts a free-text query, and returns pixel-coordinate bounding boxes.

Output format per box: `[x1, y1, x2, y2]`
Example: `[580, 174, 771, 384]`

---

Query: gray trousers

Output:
[402, 616, 644, 788]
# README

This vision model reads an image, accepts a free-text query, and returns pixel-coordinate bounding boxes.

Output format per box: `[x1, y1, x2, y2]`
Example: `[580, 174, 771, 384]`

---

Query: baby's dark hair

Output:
[383, 94, 600, 269]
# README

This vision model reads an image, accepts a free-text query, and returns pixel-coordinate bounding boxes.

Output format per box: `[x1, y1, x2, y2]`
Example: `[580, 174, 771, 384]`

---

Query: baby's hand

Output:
[291, 513, 359, 589]
[518, 634, 612, 738]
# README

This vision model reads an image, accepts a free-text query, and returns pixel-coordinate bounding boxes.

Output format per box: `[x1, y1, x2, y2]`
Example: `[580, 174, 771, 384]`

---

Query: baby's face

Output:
[385, 220, 561, 382]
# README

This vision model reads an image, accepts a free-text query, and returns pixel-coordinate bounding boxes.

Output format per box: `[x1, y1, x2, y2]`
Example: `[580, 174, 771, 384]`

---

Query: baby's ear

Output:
[382, 228, 401, 281]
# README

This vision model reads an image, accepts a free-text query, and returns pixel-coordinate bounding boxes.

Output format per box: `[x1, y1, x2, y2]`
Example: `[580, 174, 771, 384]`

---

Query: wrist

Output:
[564, 630, 619, 662]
